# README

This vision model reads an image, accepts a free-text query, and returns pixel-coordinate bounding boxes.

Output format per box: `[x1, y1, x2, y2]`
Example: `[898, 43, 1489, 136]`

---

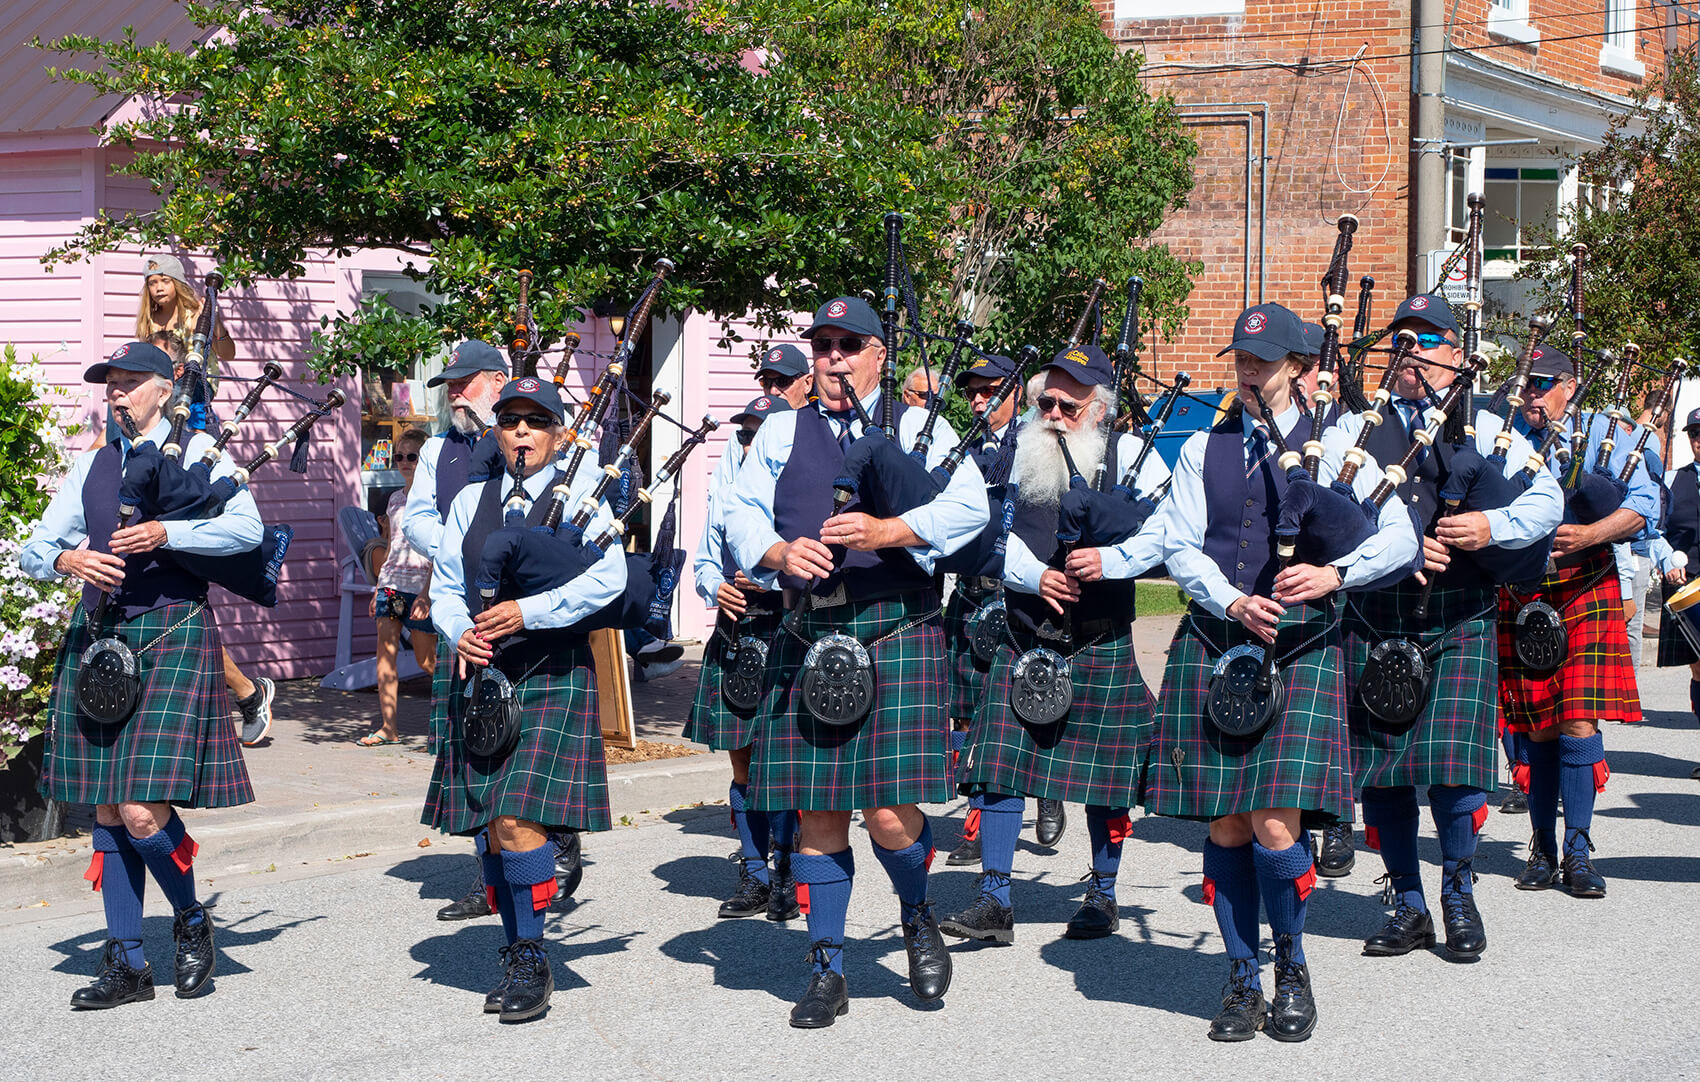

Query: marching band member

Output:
[727, 296, 989, 1028]
[1333, 294, 1561, 960]
[688, 395, 800, 922]
[23, 341, 263, 1008]
[1654, 408, 1700, 717]
[1147, 303, 1417, 1042]
[942, 344, 1167, 945]
[1501, 344, 1658, 899]
[424, 377, 627, 1023]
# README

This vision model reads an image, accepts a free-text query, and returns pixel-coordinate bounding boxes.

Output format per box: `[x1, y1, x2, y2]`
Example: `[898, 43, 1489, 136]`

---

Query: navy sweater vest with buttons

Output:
[1668, 465, 1700, 570]
[81, 442, 205, 620]
[772, 405, 932, 600]
[434, 429, 491, 520]
[1202, 411, 1289, 597]
[1359, 402, 1490, 590]
[459, 471, 581, 666]
[1005, 430, 1133, 635]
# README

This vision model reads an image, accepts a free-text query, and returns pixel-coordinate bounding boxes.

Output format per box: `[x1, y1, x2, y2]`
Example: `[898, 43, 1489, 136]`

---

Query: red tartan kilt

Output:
[1497, 550, 1642, 732]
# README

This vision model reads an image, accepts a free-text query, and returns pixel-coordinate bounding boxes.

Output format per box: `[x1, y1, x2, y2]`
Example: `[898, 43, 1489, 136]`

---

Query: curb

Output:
[1, 750, 731, 912]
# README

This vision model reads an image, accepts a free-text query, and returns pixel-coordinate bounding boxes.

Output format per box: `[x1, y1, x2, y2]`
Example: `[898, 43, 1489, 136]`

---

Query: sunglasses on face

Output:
[1526, 375, 1562, 393]
[1413, 332, 1455, 350]
[393, 451, 420, 463]
[757, 372, 797, 390]
[496, 412, 555, 431]
[810, 334, 867, 355]
[1036, 393, 1086, 419]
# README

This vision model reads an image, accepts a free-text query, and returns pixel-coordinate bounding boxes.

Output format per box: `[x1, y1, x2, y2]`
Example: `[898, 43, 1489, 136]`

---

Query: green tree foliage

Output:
[39, 0, 1195, 383]
[1520, 48, 1700, 401]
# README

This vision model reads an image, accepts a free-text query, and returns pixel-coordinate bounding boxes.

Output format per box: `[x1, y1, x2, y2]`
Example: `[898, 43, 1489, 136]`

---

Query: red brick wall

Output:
[1447, 0, 1678, 90]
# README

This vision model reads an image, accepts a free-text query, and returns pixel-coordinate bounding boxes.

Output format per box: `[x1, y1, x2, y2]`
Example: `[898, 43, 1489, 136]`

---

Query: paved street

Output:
[2, 632, 1699, 1079]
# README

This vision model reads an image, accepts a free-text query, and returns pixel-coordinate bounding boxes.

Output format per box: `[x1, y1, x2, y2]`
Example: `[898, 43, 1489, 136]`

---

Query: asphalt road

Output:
[3, 664, 1699, 1081]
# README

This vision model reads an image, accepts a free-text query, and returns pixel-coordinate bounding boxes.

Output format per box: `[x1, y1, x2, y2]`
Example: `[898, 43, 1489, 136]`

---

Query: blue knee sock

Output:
[1085, 806, 1131, 897]
[729, 782, 771, 884]
[501, 844, 558, 942]
[89, 825, 147, 969]
[977, 794, 1024, 906]
[1202, 840, 1261, 984]
[1526, 739, 1561, 858]
[872, 818, 934, 921]
[477, 835, 516, 943]
[1361, 785, 1424, 911]
[128, 813, 199, 917]
[1428, 785, 1486, 895]
[769, 810, 798, 857]
[949, 727, 966, 759]
[1559, 733, 1606, 855]
[1252, 840, 1315, 965]
[793, 849, 854, 974]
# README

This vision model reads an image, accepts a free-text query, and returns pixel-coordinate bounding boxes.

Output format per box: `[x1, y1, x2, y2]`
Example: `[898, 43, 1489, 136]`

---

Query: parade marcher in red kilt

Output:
[1499, 344, 1658, 899]
[943, 345, 1168, 946]
[686, 390, 799, 922]
[424, 378, 627, 1023]
[23, 342, 264, 1009]
[1148, 305, 1417, 1043]
[1331, 295, 1562, 962]
[727, 297, 989, 1028]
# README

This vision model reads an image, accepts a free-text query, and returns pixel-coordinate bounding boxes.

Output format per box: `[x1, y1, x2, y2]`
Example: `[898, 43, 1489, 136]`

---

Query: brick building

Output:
[1100, 0, 1700, 390]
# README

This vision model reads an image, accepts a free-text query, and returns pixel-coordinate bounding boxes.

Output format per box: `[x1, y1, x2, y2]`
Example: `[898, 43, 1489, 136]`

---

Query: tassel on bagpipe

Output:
[1304, 215, 1358, 480]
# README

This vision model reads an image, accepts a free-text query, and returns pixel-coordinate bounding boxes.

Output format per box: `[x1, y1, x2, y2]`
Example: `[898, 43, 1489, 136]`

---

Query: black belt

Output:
[958, 576, 1000, 600]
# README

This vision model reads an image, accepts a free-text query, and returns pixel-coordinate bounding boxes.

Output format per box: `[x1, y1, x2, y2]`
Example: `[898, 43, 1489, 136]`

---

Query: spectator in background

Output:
[359, 427, 437, 746]
[903, 367, 941, 409]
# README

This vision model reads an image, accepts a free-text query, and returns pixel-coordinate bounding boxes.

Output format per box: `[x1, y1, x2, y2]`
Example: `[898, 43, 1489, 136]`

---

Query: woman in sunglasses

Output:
[359, 427, 438, 746]
[424, 378, 628, 1023]
[1147, 302, 1417, 1043]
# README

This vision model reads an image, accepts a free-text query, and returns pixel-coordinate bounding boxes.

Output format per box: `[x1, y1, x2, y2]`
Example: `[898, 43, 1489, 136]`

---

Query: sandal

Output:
[356, 732, 400, 747]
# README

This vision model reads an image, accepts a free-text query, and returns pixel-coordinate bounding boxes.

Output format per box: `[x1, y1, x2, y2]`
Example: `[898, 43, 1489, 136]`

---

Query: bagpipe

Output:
[790, 478, 875, 726]
[1003, 433, 1093, 728]
[1303, 215, 1358, 479]
[161, 272, 224, 462]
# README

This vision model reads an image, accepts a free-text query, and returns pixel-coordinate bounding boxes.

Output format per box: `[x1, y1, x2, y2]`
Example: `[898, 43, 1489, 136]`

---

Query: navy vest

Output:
[1005, 430, 1133, 635]
[1669, 465, 1700, 569]
[1202, 409, 1290, 597]
[1361, 401, 1488, 590]
[434, 428, 492, 519]
[81, 442, 205, 620]
[459, 470, 579, 664]
[771, 405, 931, 599]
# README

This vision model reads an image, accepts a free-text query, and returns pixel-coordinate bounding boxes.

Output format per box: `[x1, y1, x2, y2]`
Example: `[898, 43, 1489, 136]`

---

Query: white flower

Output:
[0, 665, 30, 692]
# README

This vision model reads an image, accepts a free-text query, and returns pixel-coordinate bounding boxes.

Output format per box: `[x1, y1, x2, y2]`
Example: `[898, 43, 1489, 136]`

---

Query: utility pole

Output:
[1413, 0, 1448, 291]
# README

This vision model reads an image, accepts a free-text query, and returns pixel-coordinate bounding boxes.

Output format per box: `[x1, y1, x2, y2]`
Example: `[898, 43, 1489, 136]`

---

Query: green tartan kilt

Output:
[943, 583, 996, 722]
[427, 636, 451, 753]
[44, 600, 252, 809]
[684, 605, 784, 751]
[1342, 579, 1499, 792]
[961, 626, 1153, 806]
[748, 593, 949, 812]
[1144, 602, 1353, 828]
[423, 639, 609, 836]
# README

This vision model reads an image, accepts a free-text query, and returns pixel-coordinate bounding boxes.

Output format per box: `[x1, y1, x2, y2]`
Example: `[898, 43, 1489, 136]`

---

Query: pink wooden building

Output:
[1, 1, 775, 676]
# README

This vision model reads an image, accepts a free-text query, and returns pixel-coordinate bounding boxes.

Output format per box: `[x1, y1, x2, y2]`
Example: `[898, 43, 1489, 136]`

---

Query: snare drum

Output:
[1665, 578, 1700, 658]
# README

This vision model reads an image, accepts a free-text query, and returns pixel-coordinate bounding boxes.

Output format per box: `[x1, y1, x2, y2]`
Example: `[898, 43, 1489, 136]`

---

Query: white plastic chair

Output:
[319, 506, 424, 690]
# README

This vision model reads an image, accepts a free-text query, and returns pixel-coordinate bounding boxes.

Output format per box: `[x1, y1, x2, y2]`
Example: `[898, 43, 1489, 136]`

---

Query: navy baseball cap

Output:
[84, 341, 174, 383]
[731, 395, 793, 425]
[956, 352, 1019, 387]
[1301, 322, 1325, 357]
[1217, 303, 1308, 362]
[427, 339, 508, 387]
[492, 375, 566, 424]
[1043, 343, 1114, 387]
[1391, 293, 1461, 337]
[1526, 344, 1577, 380]
[801, 296, 882, 340]
[1684, 407, 1700, 432]
[756, 343, 810, 379]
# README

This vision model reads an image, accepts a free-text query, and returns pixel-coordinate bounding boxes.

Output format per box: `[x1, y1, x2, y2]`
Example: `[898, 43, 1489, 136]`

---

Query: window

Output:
[1487, 0, 1541, 45]
[1600, 0, 1644, 76]
[1445, 151, 1472, 246]
[1113, 0, 1245, 16]
[1481, 166, 1560, 263]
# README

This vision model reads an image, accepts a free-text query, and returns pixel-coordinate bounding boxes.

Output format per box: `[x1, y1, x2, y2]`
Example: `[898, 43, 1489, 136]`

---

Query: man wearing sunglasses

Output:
[1327, 293, 1561, 963]
[425, 377, 628, 1023]
[1500, 342, 1660, 900]
[903, 367, 941, 409]
[726, 295, 989, 1027]
[944, 344, 1170, 949]
[687, 394, 803, 924]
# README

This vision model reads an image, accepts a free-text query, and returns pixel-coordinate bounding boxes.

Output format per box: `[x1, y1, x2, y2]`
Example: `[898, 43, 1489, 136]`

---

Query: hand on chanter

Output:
[1227, 594, 1283, 644]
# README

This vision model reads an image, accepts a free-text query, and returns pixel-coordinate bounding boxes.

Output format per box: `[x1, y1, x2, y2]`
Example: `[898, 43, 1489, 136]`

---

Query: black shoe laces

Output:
[1076, 870, 1114, 906]
[1267, 935, 1307, 996]
[1220, 962, 1261, 1011]
[507, 939, 549, 981]
[804, 938, 843, 970]
[1442, 860, 1479, 922]
[87, 940, 142, 994]
[903, 901, 940, 948]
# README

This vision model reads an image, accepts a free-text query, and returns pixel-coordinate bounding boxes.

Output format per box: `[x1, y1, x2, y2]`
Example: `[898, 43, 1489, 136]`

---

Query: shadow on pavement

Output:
[659, 918, 811, 1001]
[410, 920, 639, 995]
[45, 889, 325, 983]
[1597, 790, 1700, 826]
[1036, 925, 1221, 1018]
[384, 850, 478, 903]
[652, 855, 737, 901]
[1601, 749, 1700, 784]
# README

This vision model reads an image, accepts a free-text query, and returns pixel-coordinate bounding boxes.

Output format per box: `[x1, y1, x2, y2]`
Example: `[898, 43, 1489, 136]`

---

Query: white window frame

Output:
[1113, 0, 1245, 18]
[1486, 0, 1542, 46]
[1600, 0, 1645, 77]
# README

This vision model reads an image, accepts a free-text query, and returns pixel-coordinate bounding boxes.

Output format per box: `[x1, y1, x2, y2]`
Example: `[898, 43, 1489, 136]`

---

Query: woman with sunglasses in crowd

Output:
[359, 426, 438, 746]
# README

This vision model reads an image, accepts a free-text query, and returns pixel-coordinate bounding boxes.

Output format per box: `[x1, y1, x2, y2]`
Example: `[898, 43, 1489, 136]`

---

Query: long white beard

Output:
[451, 392, 500, 435]
[1010, 421, 1107, 507]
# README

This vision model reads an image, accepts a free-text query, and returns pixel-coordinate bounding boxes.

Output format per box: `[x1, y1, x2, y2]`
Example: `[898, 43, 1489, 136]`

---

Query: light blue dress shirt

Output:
[1003, 431, 1172, 594]
[693, 445, 746, 605]
[1158, 401, 1420, 620]
[725, 389, 990, 589]
[1514, 412, 1661, 532]
[22, 419, 264, 581]
[429, 465, 627, 650]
